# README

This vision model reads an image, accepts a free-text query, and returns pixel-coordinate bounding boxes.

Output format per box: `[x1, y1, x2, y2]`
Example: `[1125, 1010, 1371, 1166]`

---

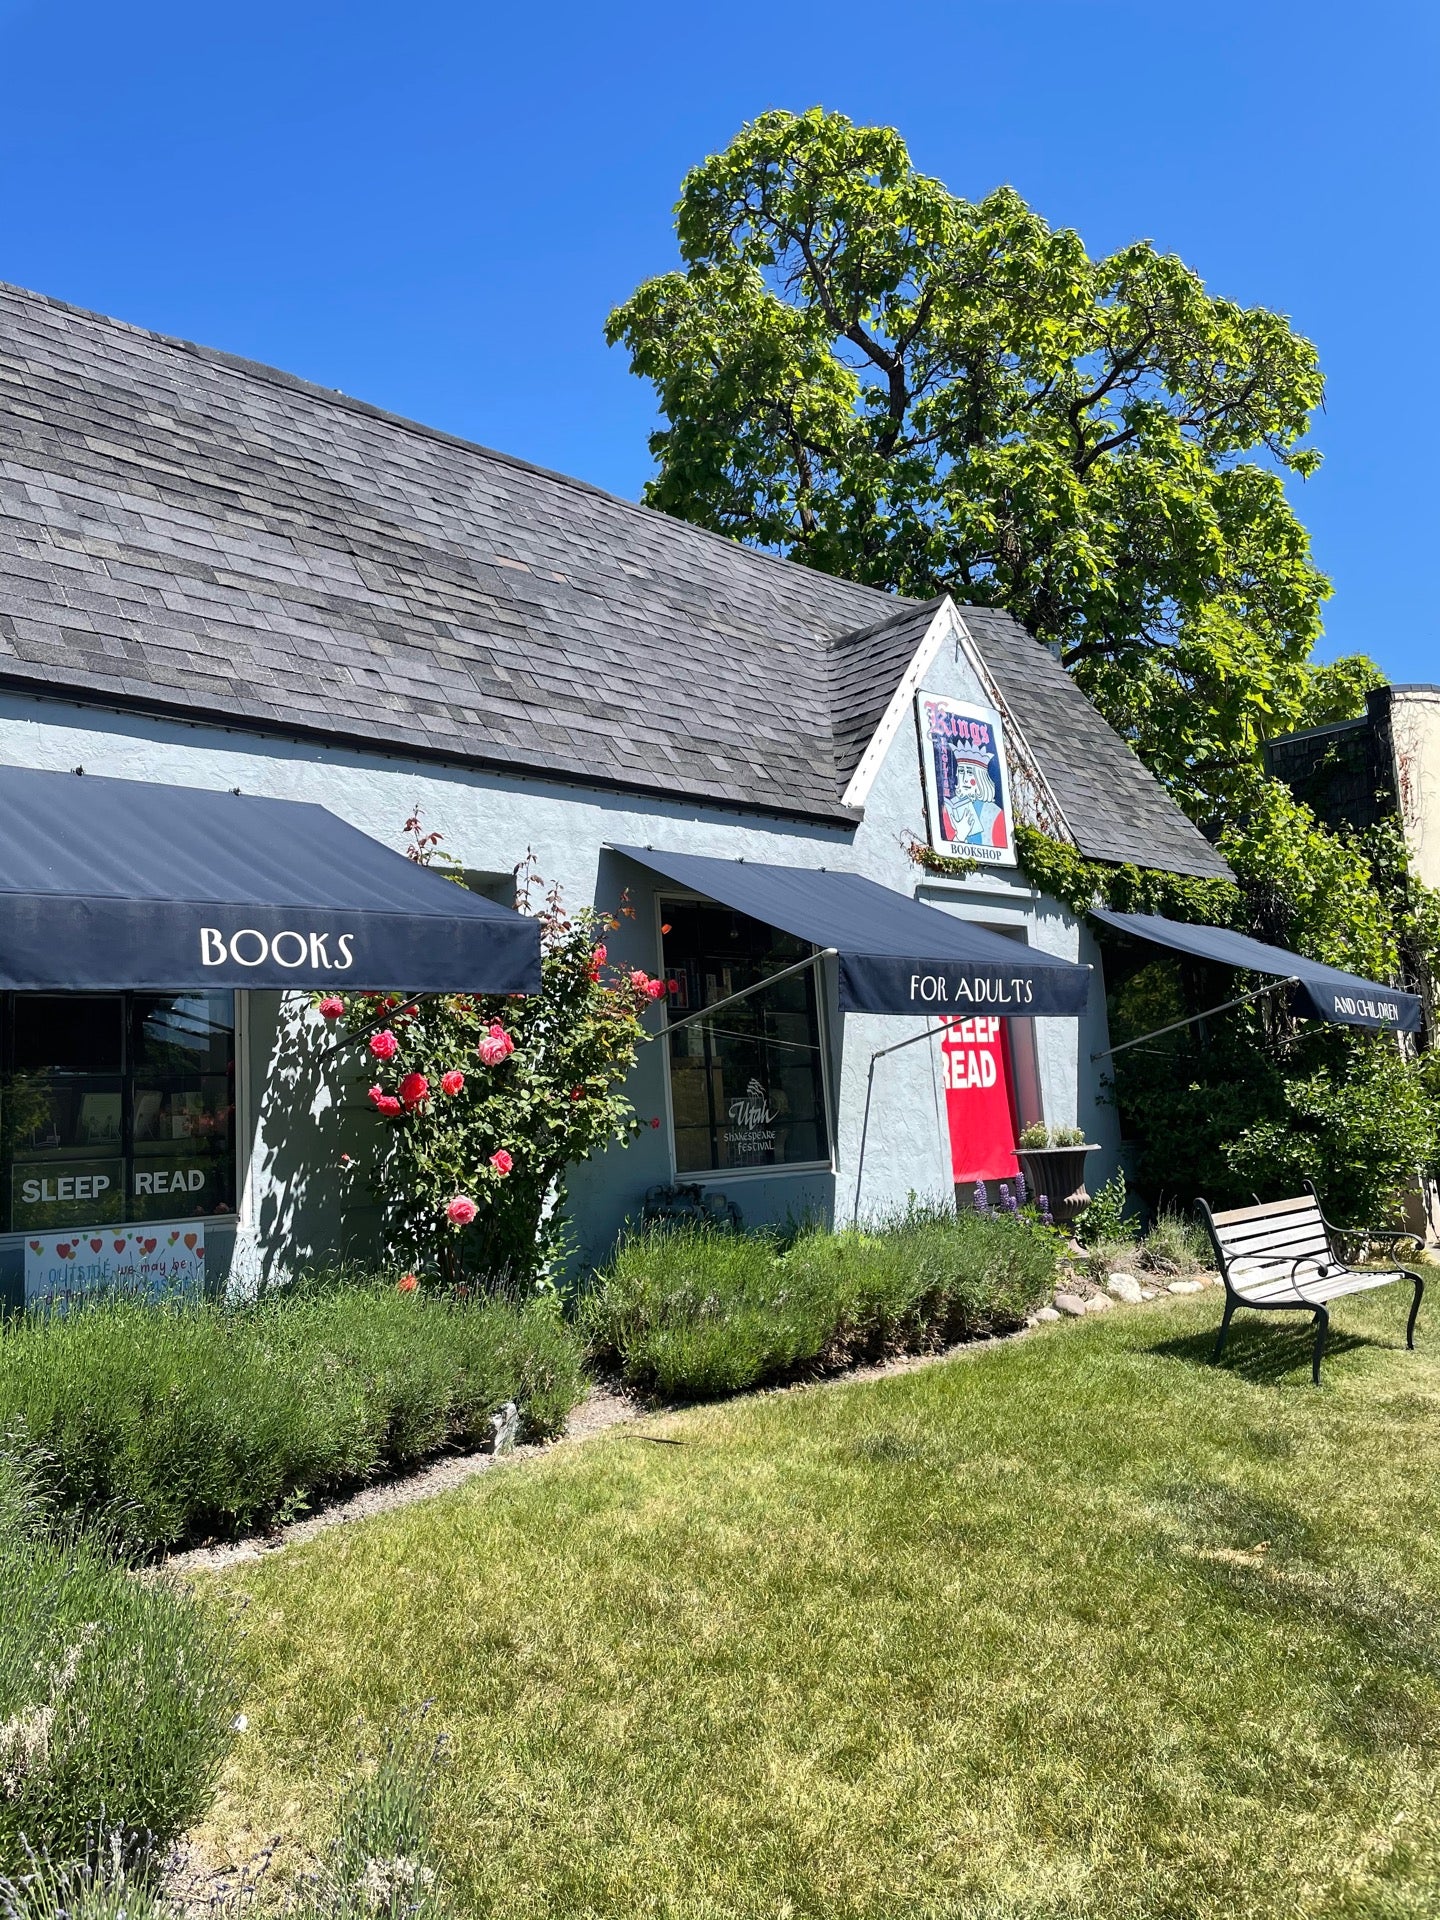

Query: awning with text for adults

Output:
[0, 764, 540, 993]
[1089, 906, 1421, 1033]
[609, 845, 1093, 1016]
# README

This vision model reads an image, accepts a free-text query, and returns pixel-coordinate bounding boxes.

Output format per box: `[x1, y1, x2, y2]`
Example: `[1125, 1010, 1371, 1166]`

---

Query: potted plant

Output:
[1015, 1125, 1102, 1226]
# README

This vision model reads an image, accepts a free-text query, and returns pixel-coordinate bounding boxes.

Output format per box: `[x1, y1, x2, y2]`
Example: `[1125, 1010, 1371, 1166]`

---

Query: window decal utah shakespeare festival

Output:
[916, 692, 1016, 867]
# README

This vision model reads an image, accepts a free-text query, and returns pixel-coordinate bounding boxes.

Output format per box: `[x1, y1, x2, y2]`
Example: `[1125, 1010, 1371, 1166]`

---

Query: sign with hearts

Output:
[24, 1222, 206, 1309]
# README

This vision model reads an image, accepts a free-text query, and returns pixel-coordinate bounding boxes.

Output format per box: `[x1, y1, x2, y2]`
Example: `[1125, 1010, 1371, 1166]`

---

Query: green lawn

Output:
[204, 1290, 1440, 1920]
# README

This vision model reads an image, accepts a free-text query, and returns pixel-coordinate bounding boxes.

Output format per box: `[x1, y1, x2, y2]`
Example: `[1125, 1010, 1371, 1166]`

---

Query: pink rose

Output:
[398, 1071, 429, 1110]
[441, 1069, 465, 1096]
[366, 1084, 386, 1108]
[593, 944, 607, 966]
[318, 995, 345, 1020]
[477, 1025, 515, 1066]
[369, 1028, 399, 1061]
[373, 1094, 402, 1118]
[645, 978, 666, 1000]
[489, 1149, 513, 1177]
[629, 969, 648, 989]
[446, 1195, 478, 1226]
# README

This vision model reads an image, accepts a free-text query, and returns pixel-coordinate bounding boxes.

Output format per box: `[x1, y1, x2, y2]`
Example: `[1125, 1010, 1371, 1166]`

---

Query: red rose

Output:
[489, 1149, 513, 1177]
[397, 1272, 419, 1293]
[650, 1116, 661, 1128]
[374, 1095, 402, 1118]
[446, 1195, 478, 1226]
[570, 1086, 584, 1101]
[645, 978, 666, 1000]
[398, 1071, 429, 1110]
[441, 1069, 465, 1096]
[667, 979, 679, 993]
[593, 944, 607, 966]
[369, 1029, 399, 1061]
[318, 995, 345, 1020]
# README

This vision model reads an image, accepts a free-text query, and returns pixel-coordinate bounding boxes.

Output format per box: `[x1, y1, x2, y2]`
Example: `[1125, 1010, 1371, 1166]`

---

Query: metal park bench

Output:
[1198, 1181, 1426, 1386]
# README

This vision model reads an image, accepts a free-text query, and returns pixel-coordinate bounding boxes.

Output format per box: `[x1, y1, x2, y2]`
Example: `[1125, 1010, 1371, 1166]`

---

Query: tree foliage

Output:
[608, 108, 1381, 817]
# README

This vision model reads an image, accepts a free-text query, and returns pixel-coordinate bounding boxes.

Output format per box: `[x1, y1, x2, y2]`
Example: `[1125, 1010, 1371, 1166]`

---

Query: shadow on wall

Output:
[243, 993, 382, 1287]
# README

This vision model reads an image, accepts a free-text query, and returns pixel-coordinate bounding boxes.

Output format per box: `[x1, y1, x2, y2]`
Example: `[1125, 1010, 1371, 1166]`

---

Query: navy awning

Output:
[0, 764, 539, 993]
[609, 845, 1092, 1016]
[1090, 907, 1421, 1032]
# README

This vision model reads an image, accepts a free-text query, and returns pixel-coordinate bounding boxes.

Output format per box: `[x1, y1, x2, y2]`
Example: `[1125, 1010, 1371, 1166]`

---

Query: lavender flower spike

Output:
[974, 1180, 988, 1213]
[1015, 1170, 1027, 1205]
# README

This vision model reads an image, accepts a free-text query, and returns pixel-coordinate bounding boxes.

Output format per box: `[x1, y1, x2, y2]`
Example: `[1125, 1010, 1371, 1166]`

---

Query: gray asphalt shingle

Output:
[0, 282, 1226, 877]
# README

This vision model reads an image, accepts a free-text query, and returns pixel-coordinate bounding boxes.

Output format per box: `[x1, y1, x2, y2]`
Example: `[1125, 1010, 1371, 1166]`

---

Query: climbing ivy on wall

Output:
[1010, 826, 1243, 926]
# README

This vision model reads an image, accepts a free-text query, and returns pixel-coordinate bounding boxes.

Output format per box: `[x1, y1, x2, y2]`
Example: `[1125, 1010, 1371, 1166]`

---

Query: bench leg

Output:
[1212, 1296, 1235, 1364]
[1408, 1272, 1425, 1350]
[1311, 1306, 1329, 1387]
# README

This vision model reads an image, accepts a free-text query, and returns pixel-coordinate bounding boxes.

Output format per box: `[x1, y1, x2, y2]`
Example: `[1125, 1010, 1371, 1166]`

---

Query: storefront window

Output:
[1, 993, 237, 1232]
[661, 902, 830, 1174]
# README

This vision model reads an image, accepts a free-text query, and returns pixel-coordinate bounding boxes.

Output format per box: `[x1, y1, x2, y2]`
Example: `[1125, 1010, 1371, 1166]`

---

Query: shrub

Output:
[0, 1457, 237, 1874]
[318, 829, 661, 1288]
[1074, 1171, 1136, 1248]
[0, 1286, 585, 1553]
[583, 1208, 1058, 1398]
[1138, 1208, 1210, 1275]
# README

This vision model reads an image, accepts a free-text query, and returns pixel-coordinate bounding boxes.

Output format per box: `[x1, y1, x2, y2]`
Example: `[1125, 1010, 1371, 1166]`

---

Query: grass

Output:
[201, 1284, 1440, 1918]
[0, 1283, 585, 1553]
[582, 1208, 1057, 1397]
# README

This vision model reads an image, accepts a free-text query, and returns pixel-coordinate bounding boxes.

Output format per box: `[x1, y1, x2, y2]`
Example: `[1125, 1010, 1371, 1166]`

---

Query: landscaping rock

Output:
[1167, 1279, 1205, 1295]
[1107, 1273, 1143, 1303]
[489, 1401, 520, 1453]
[1141, 1288, 1157, 1301]
[1032, 1305, 1062, 1323]
[1066, 1239, 1087, 1259]
[1083, 1292, 1114, 1313]
[1053, 1292, 1089, 1317]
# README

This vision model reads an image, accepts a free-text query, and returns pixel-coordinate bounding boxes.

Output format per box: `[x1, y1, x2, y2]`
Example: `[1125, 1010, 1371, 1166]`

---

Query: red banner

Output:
[939, 1017, 1019, 1182]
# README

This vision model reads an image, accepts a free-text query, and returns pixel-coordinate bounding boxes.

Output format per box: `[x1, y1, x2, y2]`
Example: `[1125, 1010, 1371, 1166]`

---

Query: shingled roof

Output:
[0, 283, 1227, 878]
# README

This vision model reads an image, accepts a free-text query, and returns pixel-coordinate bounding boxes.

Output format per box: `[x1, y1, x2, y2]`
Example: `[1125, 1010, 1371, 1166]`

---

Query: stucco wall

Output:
[1389, 688, 1440, 893]
[0, 640, 1117, 1285]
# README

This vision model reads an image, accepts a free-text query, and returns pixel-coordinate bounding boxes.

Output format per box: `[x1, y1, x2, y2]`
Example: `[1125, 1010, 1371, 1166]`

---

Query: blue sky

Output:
[0, 0, 1433, 680]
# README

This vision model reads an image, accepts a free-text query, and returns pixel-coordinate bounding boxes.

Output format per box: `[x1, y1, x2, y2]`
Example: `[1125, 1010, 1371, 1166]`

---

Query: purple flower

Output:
[998, 1181, 1019, 1215]
[1015, 1170, 1027, 1205]
[973, 1180, 988, 1213]
[1038, 1193, 1053, 1227]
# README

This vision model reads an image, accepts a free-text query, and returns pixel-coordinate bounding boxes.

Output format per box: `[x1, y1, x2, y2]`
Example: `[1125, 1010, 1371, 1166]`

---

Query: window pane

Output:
[661, 902, 829, 1174]
[1, 991, 238, 1230]
[13, 996, 123, 1072]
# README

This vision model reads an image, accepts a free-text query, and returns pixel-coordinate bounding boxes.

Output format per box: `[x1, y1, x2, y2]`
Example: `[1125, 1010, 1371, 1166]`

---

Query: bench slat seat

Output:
[1199, 1181, 1425, 1384]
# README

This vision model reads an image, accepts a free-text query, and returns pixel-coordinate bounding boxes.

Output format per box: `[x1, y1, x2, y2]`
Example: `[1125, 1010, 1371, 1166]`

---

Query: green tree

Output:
[608, 108, 1381, 818]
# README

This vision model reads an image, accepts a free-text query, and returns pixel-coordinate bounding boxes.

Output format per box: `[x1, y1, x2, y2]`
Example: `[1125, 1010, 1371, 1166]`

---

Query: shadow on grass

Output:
[1146, 1316, 1375, 1386]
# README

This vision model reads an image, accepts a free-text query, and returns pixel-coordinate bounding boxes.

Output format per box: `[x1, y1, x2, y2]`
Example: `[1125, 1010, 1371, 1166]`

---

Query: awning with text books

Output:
[608, 845, 1093, 1016]
[0, 763, 539, 993]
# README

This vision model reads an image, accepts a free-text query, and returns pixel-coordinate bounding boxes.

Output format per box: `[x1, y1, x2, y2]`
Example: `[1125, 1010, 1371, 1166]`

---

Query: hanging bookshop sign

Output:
[916, 692, 1016, 867]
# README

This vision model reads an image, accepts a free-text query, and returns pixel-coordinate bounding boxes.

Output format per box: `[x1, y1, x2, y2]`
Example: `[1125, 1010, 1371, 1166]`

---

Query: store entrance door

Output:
[939, 1016, 1020, 1188]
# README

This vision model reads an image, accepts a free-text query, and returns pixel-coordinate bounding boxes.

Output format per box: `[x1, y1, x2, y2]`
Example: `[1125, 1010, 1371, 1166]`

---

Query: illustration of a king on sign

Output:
[916, 692, 1016, 867]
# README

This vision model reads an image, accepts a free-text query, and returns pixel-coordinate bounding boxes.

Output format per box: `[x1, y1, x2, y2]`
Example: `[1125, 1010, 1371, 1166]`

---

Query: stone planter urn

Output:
[1015, 1143, 1102, 1226]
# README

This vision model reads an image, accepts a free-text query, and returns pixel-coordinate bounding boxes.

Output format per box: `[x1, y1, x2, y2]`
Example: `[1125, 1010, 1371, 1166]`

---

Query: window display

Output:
[2, 993, 237, 1231]
[661, 902, 830, 1174]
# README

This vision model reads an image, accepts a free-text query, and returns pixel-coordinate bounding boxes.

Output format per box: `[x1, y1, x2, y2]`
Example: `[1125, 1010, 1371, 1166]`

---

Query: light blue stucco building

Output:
[0, 285, 1231, 1297]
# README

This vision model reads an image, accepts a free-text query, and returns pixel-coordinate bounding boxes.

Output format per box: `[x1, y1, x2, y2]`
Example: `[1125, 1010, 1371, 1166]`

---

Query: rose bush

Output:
[320, 843, 665, 1287]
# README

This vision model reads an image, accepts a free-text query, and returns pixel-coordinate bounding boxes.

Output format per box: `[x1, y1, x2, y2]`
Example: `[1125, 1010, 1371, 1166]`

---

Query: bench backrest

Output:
[1200, 1192, 1333, 1286]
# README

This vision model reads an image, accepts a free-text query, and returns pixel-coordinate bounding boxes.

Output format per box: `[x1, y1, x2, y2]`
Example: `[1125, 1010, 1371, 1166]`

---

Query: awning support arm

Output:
[853, 1014, 976, 1221]
[639, 948, 837, 1046]
[1089, 976, 1300, 1064]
